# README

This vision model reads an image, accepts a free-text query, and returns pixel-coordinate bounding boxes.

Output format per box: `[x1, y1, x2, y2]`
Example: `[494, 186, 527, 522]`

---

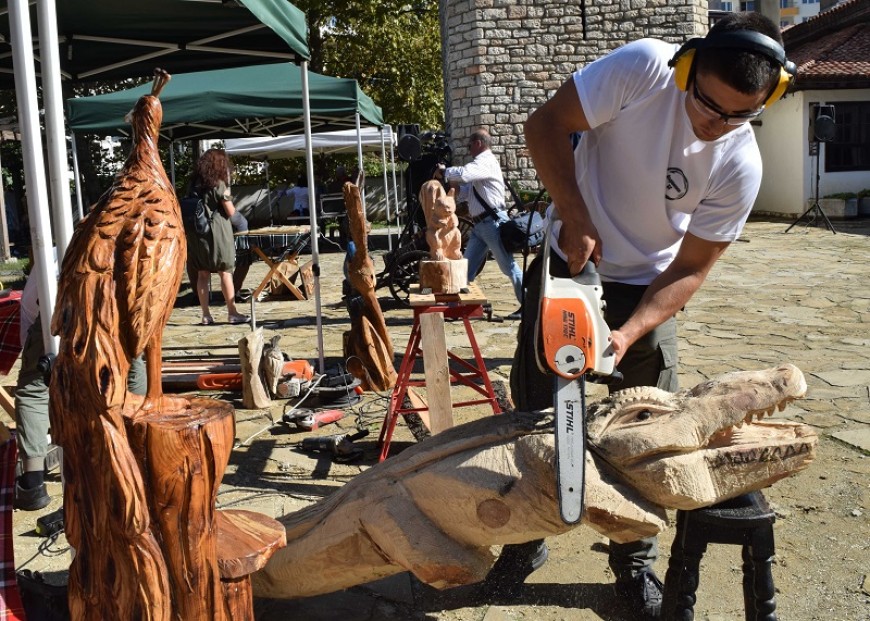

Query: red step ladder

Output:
[378, 283, 502, 461]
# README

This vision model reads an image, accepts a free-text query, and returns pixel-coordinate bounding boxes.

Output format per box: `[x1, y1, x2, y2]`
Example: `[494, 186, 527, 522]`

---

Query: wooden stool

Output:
[216, 509, 287, 620]
[662, 491, 778, 621]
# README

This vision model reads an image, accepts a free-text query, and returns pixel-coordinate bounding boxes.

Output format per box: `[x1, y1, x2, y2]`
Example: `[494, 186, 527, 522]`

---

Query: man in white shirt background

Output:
[437, 128, 524, 319]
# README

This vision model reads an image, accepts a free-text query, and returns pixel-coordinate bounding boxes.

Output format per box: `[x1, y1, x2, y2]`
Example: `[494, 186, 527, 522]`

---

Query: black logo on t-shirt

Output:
[665, 168, 688, 200]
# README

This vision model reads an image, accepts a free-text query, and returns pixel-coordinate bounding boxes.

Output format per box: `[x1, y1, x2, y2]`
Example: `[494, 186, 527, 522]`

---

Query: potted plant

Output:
[818, 192, 857, 219]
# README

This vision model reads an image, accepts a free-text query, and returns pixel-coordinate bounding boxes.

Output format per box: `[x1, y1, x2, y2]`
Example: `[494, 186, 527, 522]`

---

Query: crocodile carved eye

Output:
[636, 410, 652, 421]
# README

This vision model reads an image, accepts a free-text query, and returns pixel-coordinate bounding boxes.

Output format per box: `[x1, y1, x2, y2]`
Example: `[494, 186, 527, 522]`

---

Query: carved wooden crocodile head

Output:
[586, 363, 817, 510]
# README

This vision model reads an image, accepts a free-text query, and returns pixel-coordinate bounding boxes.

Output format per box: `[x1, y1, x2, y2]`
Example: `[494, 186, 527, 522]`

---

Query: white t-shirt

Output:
[286, 186, 309, 213]
[550, 38, 762, 285]
[444, 149, 506, 218]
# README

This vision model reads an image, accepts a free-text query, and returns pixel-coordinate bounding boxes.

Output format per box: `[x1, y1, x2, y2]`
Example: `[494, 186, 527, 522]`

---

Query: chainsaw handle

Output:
[572, 258, 601, 287]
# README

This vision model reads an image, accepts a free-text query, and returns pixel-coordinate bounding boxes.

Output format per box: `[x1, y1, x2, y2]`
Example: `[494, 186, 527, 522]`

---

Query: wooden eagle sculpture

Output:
[49, 69, 283, 620]
[48, 69, 190, 620]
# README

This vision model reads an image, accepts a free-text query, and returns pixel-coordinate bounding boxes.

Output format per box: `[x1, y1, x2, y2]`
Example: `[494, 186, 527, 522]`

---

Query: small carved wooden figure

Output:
[420, 179, 462, 261]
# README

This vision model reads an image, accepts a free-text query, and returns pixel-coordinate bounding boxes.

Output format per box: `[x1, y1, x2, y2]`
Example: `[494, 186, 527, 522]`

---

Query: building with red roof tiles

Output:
[753, 0, 870, 218]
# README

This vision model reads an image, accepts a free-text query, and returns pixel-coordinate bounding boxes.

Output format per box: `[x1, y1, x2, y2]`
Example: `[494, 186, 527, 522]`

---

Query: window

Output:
[721, 1, 733, 9]
[741, 1, 756, 9]
[780, 0, 791, 7]
[825, 101, 870, 173]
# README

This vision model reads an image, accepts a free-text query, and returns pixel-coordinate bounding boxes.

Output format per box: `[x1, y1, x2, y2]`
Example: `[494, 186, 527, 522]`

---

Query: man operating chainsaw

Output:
[484, 12, 796, 620]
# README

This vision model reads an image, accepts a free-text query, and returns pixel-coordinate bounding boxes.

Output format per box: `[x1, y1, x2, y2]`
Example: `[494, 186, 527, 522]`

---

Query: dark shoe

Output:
[614, 570, 663, 619]
[480, 539, 549, 600]
[505, 307, 523, 320]
[14, 480, 50, 511]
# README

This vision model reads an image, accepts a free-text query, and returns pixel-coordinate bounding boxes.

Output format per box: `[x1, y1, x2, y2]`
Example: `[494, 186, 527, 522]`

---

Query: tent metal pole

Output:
[389, 125, 401, 235]
[301, 61, 325, 373]
[264, 158, 273, 226]
[70, 133, 84, 221]
[8, 0, 58, 355]
[169, 140, 176, 189]
[0, 148, 11, 262]
[355, 112, 366, 213]
[380, 126, 392, 252]
[37, 0, 74, 261]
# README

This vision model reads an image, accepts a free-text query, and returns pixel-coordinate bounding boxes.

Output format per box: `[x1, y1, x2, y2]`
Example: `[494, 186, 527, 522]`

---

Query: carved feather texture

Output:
[52, 90, 185, 407]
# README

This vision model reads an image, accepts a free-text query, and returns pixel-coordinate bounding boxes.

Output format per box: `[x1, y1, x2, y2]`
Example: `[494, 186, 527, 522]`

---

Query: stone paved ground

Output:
[5, 218, 869, 620]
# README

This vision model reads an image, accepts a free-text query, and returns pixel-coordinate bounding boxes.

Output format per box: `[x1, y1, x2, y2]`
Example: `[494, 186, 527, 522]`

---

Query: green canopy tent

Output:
[1, 0, 328, 362]
[66, 62, 385, 370]
[0, 0, 309, 85]
[66, 63, 383, 141]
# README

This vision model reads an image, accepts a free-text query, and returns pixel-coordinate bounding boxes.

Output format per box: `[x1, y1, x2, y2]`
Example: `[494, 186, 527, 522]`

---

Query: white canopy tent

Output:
[226, 126, 402, 251]
[226, 126, 394, 157]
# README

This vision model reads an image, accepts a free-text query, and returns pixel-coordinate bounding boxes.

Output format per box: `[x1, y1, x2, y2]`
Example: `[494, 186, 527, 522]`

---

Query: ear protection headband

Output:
[669, 30, 797, 108]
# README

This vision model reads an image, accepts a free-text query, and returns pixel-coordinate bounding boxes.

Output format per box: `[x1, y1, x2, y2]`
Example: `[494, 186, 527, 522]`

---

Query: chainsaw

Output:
[535, 224, 620, 524]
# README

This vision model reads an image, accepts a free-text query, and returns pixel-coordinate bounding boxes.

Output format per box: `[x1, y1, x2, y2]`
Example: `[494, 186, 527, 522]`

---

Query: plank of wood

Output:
[418, 312, 453, 435]
[0, 385, 15, 417]
[409, 281, 487, 306]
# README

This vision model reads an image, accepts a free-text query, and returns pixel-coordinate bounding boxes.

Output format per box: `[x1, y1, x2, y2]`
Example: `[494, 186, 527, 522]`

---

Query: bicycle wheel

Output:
[388, 249, 430, 307]
[458, 215, 474, 251]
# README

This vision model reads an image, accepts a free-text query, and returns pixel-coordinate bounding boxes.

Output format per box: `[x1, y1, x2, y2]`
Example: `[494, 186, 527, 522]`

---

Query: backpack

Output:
[180, 192, 211, 236]
[499, 209, 545, 253]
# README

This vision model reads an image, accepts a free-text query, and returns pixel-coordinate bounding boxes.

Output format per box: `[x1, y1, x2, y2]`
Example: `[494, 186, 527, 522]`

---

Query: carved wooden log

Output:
[254, 365, 816, 601]
[420, 258, 468, 295]
[126, 399, 235, 621]
[239, 328, 271, 409]
[342, 181, 396, 391]
[252, 412, 667, 600]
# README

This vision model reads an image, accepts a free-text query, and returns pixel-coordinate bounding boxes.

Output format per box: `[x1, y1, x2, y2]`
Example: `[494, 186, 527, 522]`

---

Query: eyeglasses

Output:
[690, 81, 764, 126]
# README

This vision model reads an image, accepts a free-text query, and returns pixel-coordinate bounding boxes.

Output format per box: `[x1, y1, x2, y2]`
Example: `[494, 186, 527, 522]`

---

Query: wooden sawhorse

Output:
[378, 283, 502, 462]
[236, 226, 312, 303]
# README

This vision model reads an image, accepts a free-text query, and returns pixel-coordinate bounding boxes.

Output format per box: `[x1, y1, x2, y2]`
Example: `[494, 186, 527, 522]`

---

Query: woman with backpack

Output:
[187, 148, 250, 325]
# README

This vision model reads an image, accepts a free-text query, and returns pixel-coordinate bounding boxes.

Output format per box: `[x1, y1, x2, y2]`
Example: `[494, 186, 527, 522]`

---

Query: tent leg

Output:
[380, 126, 392, 252]
[301, 62, 325, 374]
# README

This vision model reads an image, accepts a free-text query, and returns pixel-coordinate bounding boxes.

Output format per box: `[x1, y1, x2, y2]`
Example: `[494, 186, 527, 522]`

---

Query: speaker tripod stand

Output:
[785, 143, 836, 234]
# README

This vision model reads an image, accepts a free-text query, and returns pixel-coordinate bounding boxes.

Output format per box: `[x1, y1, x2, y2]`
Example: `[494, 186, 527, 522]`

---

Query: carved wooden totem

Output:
[342, 182, 397, 391]
[418, 179, 467, 294]
[49, 70, 283, 621]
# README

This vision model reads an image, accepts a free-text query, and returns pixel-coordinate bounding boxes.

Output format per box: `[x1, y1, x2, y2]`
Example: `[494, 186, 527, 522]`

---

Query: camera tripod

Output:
[785, 143, 836, 234]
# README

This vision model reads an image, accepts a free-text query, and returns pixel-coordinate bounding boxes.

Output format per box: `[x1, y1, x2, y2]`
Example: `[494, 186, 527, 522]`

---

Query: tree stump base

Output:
[420, 258, 468, 295]
[125, 397, 236, 620]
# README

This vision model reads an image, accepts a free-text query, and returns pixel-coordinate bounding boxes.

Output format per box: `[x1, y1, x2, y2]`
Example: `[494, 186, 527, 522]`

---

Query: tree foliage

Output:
[297, 0, 444, 129]
[0, 3, 444, 220]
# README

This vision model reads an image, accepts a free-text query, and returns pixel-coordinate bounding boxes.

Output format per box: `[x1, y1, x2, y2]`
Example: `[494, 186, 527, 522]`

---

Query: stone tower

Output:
[440, 0, 708, 189]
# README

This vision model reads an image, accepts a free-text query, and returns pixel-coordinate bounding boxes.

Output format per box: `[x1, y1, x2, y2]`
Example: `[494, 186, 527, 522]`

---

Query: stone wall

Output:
[442, 0, 708, 189]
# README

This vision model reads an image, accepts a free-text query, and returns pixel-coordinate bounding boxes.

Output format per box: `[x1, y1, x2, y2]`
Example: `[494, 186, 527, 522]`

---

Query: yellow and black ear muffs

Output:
[669, 30, 797, 109]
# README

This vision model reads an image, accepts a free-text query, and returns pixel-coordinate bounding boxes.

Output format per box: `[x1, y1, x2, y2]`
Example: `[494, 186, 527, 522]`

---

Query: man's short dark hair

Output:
[696, 12, 783, 95]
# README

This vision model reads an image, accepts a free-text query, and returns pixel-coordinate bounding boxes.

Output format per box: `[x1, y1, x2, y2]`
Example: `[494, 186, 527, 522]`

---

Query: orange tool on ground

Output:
[196, 359, 314, 391]
[282, 409, 345, 431]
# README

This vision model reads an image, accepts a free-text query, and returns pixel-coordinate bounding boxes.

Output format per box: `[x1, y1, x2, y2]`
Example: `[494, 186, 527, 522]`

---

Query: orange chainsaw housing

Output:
[540, 296, 598, 380]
